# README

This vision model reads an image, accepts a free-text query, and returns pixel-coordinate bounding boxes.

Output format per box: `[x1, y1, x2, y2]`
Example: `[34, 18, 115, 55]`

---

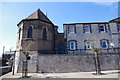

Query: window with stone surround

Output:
[85, 41, 92, 49]
[101, 40, 108, 49]
[69, 41, 76, 50]
[27, 26, 33, 38]
[69, 25, 75, 33]
[84, 25, 91, 33]
[99, 24, 106, 32]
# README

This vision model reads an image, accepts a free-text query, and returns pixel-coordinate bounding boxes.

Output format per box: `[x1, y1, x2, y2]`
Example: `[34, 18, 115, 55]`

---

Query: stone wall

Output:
[17, 53, 120, 73]
[63, 23, 120, 54]
[17, 52, 38, 73]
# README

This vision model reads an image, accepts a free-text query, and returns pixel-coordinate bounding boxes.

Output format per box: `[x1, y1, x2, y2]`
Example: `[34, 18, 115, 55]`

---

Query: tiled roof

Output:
[25, 9, 52, 24]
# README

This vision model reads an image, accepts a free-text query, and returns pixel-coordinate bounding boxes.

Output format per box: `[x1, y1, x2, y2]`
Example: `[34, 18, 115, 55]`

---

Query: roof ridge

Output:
[25, 8, 53, 24]
[37, 8, 40, 19]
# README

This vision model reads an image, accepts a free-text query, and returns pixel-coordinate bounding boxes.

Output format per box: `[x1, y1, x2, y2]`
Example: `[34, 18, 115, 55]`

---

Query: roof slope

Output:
[109, 17, 120, 22]
[25, 9, 52, 24]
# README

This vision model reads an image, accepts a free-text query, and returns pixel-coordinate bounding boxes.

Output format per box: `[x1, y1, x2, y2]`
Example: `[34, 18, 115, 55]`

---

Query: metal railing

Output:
[0, 66, 12, 76]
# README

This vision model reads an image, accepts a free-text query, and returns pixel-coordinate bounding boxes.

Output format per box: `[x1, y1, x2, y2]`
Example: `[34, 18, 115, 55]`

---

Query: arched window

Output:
[101, 40, 108, 49]
[42, 27, 47, 40]
[27, 26, 32, 38]
[85, 41, 92, 49]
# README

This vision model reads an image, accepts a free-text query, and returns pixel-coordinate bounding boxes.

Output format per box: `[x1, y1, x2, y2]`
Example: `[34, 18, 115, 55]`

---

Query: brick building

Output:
[17, 9, 65, 54]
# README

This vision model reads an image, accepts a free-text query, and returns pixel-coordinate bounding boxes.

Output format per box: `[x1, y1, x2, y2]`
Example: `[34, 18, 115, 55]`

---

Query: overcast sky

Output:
[0, 1, 119, 57]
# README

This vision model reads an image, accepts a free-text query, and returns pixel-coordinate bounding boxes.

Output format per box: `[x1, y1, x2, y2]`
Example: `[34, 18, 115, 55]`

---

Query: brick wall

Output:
[19, 20, 55, 52]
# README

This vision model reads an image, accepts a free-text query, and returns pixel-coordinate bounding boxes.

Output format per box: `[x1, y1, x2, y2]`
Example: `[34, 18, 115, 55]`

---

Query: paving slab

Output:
[0, 70, 119, 79]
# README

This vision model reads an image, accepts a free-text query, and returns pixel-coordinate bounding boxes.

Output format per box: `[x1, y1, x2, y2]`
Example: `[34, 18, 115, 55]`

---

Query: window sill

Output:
[100, 31, 106, 33]
[85, 32, 91, 33]
[86, 49, 92, 50]
[101, 48, 108, 50]
[69, 32, 75, 34]
[69, 49, 76, 51]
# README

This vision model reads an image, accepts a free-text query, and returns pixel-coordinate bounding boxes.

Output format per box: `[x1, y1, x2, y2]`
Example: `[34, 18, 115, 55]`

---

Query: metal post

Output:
[2, 46, 5, 66]
[2, 46, 5, 59]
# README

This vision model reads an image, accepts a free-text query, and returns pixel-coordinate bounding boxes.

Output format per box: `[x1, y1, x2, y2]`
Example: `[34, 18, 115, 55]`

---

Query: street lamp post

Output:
[2, 46, 5, 66]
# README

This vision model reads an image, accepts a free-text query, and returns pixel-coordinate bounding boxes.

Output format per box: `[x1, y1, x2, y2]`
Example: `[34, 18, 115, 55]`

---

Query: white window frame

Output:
[69, 25, 75, 33]
[84, 25, 91, 33]
[101, 40, 108, 49]
[85, 41, 92, 49]
[99, 24, 105, 32]
[70, 41, 76, 50]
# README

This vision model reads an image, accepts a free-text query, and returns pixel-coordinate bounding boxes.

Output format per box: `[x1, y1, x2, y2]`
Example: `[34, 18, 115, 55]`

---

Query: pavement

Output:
[0, 70, 120, 79]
